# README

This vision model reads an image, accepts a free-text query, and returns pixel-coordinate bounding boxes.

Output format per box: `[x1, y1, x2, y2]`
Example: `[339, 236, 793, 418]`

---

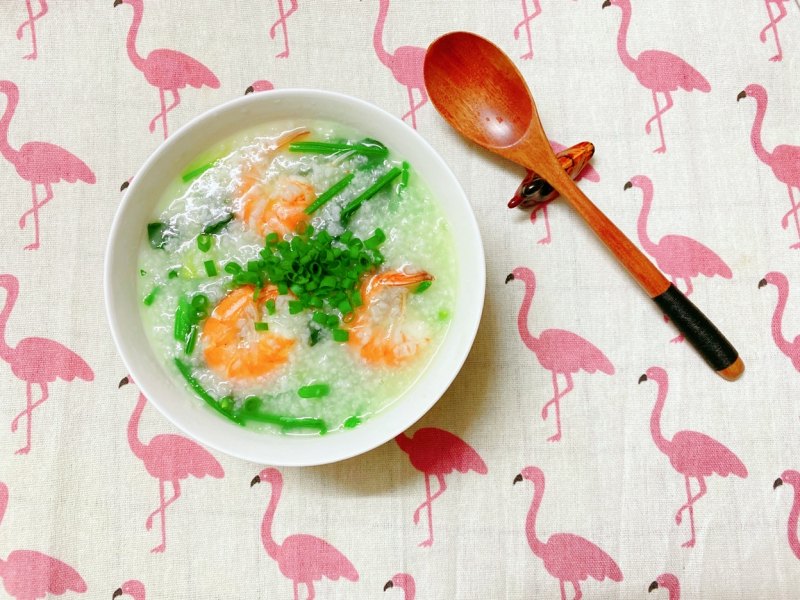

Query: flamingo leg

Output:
[783, 186, 800, 249]
[293, 581, 299, 600]
[305, 582, 315, 600]
[530, 201, 551, 244]
[571, 581, 583, 600]
[18, 0, 46, 59]
[514, 0, 541, 60]
[559, 580, 567, 600]
[645, 91, 673, 153]
[542, 372, 573, 442]
[149, 89, 180, 139]
[270, 0, 297, 58]
[761, 0, 786, 61]
[676, 476, 707, 548]
[146, 479, 181, 531]
[20, 182, 53, 250]
[416, 473, 446, 547]
[12, 383, 48, 454]
[151, 479, 181, 553]
[401, 86, 428, 130]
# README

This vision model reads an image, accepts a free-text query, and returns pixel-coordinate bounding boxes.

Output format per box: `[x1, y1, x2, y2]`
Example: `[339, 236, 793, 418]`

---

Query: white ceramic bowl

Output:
[105, 89, 485, 466]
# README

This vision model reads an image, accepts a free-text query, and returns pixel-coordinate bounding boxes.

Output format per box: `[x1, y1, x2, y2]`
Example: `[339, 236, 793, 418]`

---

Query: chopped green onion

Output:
[309, 326, 321, 346]
[181, 161, 215, 183]
[326, 314, 339, 328]
[304, 173, 355, 215]
[312, 312, 328, 325]
[197, 234, 212, 252]
[224, 262, 242, 275]
[288, 300, 304, 314]
[414, 280, 433, 294]
[147, 222, 171, 249]
[337, 300, 352, 314]
[364, 228, 386, 249]
[332, 329, 349, 342]
[265, 298, 276, 315]
[143, 286, 160, 306]
[266, 232, 279, 244]
[139, 269, 147, 276]
[399, 160, 410, 190]
[191, 294, 209, 312]
[184, 325, 198, 355]
[340, 166, 402, 225]
[277, 282, 289, 295]
[254, 322, 269, 331]
[298, 384, 330, 398]
[289, 140, 389, 158]
[167, 269, 179, 279]
[343, 415, 362, 429]
[437, 309, 450, 321]
[203, 213, 234, 235]
[204, 260, 217, 277]
[239, 410, 327, 434]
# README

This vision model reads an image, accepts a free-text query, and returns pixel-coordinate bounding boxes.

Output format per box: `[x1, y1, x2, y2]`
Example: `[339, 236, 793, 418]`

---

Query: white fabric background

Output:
[0, 1, 799, 598]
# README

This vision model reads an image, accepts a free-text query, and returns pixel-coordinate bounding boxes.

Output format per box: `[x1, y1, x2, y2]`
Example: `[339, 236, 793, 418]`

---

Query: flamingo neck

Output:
[127, 393, 148, 460]
[771, 280, 796, 358]
[400, 580, 415, 600]
[749, 93, 773, 165]
[650, 380, 672, 456]
[125, 2, 147, 71]
[516, 278, 540, 354]
[666, 583, 680, 600]
[525, 479, 546, 557]
[0, 89, 19, 163]
[261, 480, 281, 560]
[615, 4, 638, 73]
[373, 0, 394, 69]
[0, 280, 18, 363]
[636, 189, 659, 255]
[788, 484, 800, 560]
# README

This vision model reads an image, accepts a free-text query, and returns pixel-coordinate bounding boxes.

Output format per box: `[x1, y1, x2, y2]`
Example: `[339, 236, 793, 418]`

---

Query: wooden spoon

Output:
[423, 31, 743, 381]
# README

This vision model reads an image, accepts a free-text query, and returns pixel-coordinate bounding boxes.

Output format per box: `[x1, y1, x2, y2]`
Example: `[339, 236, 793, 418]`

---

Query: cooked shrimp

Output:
[347, 269, 434, 366]
[202, 285, 294, 382]
[234, 127, 317, 237]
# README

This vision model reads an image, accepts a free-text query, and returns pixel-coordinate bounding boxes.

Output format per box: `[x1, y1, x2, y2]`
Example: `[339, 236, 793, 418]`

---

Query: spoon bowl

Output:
[423, 31, 743, 381]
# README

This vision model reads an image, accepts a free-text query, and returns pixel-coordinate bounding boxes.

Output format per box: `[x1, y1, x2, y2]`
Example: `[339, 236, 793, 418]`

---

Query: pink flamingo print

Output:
[624, 175, 732, 342]
[0, 80, 96, 250]
[245, 80, 275, 95]
[269, 0, 298, 58]
[16, 0, 47, 60]
[760, 0, 791, 61]
[113, 580, 145, 600]
[649, 573, 680, 599]
[639, 367, 748, 548]
[758, 272, 800, 372]
[738, 84, 800, 249]
[774, 469, 800, 560]
[513, 0, 541, 60]
[530, 139, 600, 245]
[602, 0, 711, 153]
[506, 267, 614, 441]
[514, 466, 623, 599]
[395, 427, 488, 547]
[384, 573, 415, 599]
[373, 0, 428, 129]
[114, 0, 220, 140]
[119, 377, 224, 553]
[0, 482, 87, 599]
[251, 467, 359, 600]
[0, 274, 94, 454]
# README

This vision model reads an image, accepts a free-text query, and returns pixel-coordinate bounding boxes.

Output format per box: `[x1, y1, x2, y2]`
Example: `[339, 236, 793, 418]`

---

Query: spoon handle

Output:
[546, 168, 743, 381]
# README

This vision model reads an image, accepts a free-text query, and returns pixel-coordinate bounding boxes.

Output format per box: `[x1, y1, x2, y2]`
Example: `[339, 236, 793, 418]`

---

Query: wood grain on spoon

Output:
[424, 31, 743, 380]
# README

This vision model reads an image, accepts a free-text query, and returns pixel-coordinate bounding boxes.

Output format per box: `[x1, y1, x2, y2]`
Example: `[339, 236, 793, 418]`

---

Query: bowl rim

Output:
[104, 88, 485, 466]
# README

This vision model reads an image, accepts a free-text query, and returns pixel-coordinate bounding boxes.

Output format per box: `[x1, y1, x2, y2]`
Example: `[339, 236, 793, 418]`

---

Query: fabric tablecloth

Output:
[1, 1, 800, 598]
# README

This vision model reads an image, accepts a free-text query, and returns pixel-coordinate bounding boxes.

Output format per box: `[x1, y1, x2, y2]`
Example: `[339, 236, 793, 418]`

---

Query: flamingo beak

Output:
[623, 181, 632, 191]
[250, 475, 261, 487]
[513, 473, 523, 485]
[601, 0, 611, 8]
[774, 477, 783, 489]
[118, 376, 130, 388]
[758, 278, 767, 289]
[245, 85, 255, 95]
[120, 180, 130, 191]
[638, 374, 647, 384]
[737, 90, 747, 102]
[505, 273, 515, 284]
[113, 0, 122, 6]
[383, 581, 393, 591]
[112, 589, 123, 599]
[648, 581, 658, 593]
